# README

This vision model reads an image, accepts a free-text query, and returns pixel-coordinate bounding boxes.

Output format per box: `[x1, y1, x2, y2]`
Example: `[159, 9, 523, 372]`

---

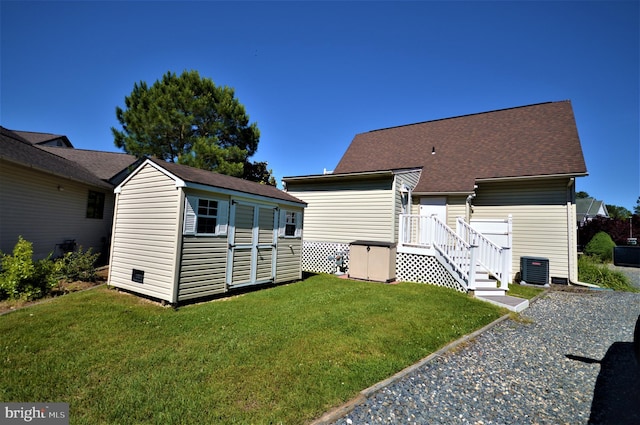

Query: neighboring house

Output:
[0, 127, 139, 259]
[576, 197, 609, 226]
[108, 157, 306, 304]
[11, 129, 74, 148]
[284, 101, 587, 303]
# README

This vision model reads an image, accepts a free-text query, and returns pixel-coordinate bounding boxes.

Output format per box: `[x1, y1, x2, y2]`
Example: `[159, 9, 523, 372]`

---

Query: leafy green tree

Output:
[112, 70, 275, 185]
[634, 196, 640, 215]
[576, 191, 590, 199]
[606, 204, 632, 220]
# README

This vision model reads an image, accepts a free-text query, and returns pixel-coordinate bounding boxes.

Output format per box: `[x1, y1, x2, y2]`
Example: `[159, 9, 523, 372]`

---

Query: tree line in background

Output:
[577, 193, 640, 249]
[112, 70, 276, 186]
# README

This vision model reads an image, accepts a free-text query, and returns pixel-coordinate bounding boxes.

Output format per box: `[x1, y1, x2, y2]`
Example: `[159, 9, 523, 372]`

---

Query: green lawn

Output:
[1, 274, 504, 424]
[507, 283, 545, 299]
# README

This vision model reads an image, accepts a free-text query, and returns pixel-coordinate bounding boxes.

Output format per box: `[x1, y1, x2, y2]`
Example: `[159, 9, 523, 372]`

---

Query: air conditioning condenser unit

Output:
[520, 256, 549, 285]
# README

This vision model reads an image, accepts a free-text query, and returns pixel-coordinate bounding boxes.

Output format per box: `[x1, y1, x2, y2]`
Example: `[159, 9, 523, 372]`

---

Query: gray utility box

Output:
[520, 256, 550, 285]
[349, 240, 397, 282]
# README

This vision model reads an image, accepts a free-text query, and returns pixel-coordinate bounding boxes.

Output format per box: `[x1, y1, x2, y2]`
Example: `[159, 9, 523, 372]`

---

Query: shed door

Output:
[227, 202, 277, 288]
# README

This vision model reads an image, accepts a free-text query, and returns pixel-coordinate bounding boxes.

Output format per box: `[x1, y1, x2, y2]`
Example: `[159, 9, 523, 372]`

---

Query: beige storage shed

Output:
[108, 158, 306, 305]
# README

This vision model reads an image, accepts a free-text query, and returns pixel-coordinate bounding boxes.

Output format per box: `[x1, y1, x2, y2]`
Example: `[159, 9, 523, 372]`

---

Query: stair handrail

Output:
[431, 216, 476, 290]
[456, 217, 509, 289]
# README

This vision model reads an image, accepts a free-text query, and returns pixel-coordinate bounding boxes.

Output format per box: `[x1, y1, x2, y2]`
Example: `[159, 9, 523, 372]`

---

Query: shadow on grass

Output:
[566, 342, 640, 425]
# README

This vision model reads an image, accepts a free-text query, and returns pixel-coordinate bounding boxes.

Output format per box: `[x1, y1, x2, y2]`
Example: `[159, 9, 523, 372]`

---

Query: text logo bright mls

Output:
[1, 403, 68, 424]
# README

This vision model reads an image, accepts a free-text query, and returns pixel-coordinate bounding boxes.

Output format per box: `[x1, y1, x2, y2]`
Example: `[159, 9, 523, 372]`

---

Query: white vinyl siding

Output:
[287, 177, 394, 243]
[472, 178, 574, 281]
[393, 170, 422, 240]
[109, 163, 181, 301]
[447, 196, 467, 227]
[178, 237, 228, 301]
[0, 160, 114, 259]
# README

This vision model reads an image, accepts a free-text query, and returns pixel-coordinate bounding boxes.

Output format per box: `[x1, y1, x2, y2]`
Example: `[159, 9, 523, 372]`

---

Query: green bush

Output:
[0, 236, 60, 300]
[578, 255, 637, 292]
[584, 231, 616, 262]
[57, 247, 100, 282]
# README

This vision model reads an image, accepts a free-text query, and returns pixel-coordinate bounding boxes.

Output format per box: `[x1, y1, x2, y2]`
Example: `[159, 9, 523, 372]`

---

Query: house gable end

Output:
[333, 101, 587, 194]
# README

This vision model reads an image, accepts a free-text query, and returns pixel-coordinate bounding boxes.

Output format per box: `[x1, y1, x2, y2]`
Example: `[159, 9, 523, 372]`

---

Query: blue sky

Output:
[1, 1, 638, 210]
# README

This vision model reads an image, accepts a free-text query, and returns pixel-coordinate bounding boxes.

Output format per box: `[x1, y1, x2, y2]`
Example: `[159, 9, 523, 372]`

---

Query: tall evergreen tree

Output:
[112, 70, 275, 185]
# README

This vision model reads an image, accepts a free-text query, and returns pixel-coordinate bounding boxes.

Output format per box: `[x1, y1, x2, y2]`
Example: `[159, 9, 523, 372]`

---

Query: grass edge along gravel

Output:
[1, 274, 505, 424]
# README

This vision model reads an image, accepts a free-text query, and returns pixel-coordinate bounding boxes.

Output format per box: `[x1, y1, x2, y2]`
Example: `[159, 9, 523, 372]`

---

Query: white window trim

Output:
[183, 195, 229, 236]
[278, 209, 302, 238]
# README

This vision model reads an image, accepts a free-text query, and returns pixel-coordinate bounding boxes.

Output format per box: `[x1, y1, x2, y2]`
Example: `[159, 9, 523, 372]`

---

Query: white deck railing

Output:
[399, 214, 476, 290]
[398, 214, 510, 291]
[456, 217, 510, 290]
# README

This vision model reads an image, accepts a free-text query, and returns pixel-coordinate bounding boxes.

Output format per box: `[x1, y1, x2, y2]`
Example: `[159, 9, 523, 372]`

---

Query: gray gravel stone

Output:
[330, 290, 640, 425]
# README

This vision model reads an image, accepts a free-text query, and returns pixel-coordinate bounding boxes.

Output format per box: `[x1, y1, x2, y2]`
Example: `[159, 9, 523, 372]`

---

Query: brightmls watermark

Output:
[1, 403, 68, 424]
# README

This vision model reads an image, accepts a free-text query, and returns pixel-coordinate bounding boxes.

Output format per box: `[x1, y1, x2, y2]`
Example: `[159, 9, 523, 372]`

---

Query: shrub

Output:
[0, 236, 60, 300]
[578, 255, 637, 292]
[584, 231, 616, 262]
[57, 247, 100, 282]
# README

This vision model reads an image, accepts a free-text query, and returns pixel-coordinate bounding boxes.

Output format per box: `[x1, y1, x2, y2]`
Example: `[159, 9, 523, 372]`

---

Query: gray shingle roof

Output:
[147, 157, 306, 205]
[576, 198, 609, 222]
[333, 101, 588, 193]
[38, 146, 139, 182]
[0, 127, 112, 189]
[11, 130, 73, 147]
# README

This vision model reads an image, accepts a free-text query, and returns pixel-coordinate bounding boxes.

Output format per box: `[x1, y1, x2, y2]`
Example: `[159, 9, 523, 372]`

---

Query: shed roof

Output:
[0, 126, 112, 189]
[333, 101, 587, 193]
[145, 157, 306, 205]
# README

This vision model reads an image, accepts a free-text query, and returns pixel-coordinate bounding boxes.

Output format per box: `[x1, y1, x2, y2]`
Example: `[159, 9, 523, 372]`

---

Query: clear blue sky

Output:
[1, 1, 638, 210]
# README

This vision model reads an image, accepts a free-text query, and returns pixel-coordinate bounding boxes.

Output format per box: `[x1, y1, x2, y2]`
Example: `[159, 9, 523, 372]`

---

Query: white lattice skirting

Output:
[396, 251, 465, 292]
[302, 241, 351, 274]
[302, 240, 465, 292]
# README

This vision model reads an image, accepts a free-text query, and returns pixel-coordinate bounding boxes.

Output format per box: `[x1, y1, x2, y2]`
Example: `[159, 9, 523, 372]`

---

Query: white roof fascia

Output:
[283, 170, 394, 183]
[413, 191, 474, 196]
[391, 168, 423, 175]
[476, 172, 588, 184]
[114, 158, 185, 194]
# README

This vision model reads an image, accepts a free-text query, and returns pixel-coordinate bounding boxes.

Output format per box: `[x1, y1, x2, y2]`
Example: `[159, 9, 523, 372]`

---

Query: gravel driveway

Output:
[323, 289, 640, 425]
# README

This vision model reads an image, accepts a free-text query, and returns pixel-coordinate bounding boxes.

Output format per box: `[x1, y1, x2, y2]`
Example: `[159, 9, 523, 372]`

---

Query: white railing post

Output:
[468, 244, 478, 290]
[500, 246, 511, 290]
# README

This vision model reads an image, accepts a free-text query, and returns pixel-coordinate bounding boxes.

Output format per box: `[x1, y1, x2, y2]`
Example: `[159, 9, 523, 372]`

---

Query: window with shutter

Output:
[183, 196, 228, 236]
[279, 209, 302, 238]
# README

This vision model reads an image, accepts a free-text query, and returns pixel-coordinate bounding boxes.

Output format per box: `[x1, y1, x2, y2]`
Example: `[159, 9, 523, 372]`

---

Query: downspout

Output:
[465, 185, 478, 222]
[565, 177, 592, 287]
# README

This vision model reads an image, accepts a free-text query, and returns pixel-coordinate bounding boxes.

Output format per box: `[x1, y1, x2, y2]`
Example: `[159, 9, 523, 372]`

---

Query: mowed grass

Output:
[0, 274, 504, 424]
[507, 283, 545, 299]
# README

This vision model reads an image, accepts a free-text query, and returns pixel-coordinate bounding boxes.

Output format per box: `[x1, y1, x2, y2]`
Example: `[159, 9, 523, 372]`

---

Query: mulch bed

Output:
[0, 267, 108, 315]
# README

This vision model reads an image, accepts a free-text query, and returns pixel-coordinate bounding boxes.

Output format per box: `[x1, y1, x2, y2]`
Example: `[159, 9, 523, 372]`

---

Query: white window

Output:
[184, 196, 229, 236]
[196, 199, 218, 234]
[279, 209, 302, 238]
[285, 211, 296, 236]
